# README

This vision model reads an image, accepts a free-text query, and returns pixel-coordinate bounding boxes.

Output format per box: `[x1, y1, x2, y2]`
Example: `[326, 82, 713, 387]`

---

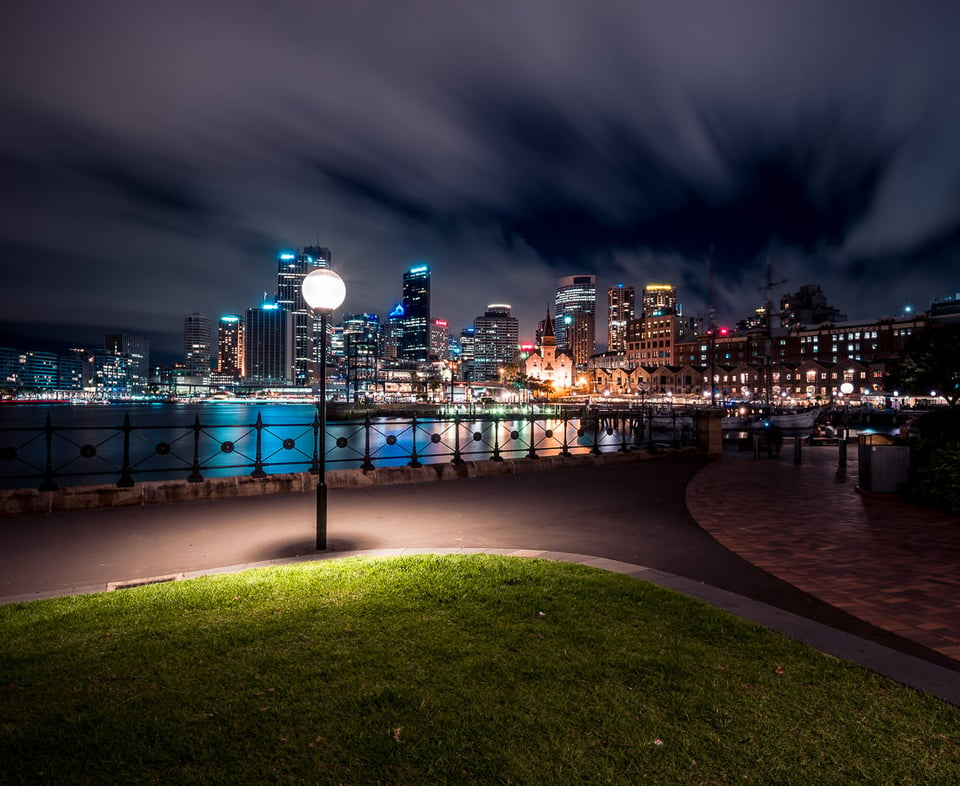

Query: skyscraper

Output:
[399, 264, 430, 362]
[473, 304, 518, 380]
[183, 313, 212, 377]
[430, 319, 449, 361]
[607, 284, 635, 353]
[382, 302, 404, 359]
[568, 311, 596, 370]
[554, 275, 596, 355]
[641, 284, 678, 317]
[244, 304, 293, 384]
[216, 314, 244, 379]
[104, 332, 150, 392]
[275, 247, 332, 386]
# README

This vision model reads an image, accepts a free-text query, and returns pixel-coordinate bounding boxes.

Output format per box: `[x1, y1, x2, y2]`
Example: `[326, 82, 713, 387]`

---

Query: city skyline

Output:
[2, 4, 959, 360]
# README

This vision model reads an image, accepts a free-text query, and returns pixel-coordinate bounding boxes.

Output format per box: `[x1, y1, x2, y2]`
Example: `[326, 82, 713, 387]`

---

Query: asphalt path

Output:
[0, 454, 940, 661]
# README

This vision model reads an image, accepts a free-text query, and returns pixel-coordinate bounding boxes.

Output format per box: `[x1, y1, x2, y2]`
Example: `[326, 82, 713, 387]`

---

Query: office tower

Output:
[276, 247, 332, 386]
[400, 264, 430, 362]
[472, 304, 519, 380]
[641, 284, 678, 317]
[382, 303, 404, 359]
[244, 304, 293, 384]
[607, 284, 635, 353]
[104, 332, 150, 392]
[555, 275, 596, 354]
[216, 315, 245, 379]
[459, 326, 476, 380]
[183, 313, 212, 376]
[342, 313, 381, 401]
[569, 311, 596, 370]
[430, 319, 449, 361]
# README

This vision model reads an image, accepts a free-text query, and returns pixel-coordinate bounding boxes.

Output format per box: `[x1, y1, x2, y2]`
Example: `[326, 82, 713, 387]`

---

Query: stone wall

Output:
[0, 447, 705, 516]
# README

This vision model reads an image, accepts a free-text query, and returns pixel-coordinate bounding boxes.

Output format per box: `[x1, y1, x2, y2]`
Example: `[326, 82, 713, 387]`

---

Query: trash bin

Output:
[857, 433, 910, 493]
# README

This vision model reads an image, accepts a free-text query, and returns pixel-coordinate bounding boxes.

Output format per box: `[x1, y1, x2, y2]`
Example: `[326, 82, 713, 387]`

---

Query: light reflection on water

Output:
[0, 403, 651, 489]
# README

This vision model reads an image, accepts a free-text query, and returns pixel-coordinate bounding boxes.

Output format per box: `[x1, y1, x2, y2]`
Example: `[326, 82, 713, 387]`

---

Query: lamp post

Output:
[302, 266, 346, 550]
[839, 381, 854, 467]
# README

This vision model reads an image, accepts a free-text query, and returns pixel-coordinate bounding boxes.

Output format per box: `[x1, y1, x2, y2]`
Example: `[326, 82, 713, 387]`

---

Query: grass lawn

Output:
[2, 554, 958, 784]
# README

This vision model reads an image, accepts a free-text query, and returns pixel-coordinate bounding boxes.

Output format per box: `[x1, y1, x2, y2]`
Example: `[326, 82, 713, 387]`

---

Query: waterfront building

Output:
[244, 303, 293, 385]
[275, 247, 332, 385]
[473, 304, 518, 381]
[400, 264, 431, 362]
[57, 350, 84, 390]
[216, 315, 244, 380]
[84, 349, 133, 397]
[607, 283, 635, 353]
[524, 311, 574, 391]
[554, 275, 596, 353]
[105, 332, 150, 392]
[183, 313, 212, 377]
[15, 350, 59, 390]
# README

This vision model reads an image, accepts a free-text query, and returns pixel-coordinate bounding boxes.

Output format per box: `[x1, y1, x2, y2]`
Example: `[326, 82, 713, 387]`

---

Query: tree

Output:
[885, 322, 960, 407]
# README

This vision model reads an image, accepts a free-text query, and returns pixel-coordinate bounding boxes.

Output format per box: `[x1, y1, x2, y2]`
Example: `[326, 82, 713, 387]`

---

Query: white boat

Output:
[722, 406, 821, 432]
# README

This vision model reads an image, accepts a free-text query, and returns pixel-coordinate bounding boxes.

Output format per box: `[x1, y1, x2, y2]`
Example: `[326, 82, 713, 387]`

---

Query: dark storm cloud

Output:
[1, 0, 959, 357]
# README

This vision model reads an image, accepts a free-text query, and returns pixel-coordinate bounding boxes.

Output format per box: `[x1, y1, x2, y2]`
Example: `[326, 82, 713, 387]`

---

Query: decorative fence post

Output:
[591, 410, 601, 455]
[117, 412, 135, 487]
[251, 411, 266, 478]
[451, 413, 465, 465]
[408, 415, 422, 468]
[188, 414, 204, 482]
[619, 412, 629, 453]
[39, 414, 58, 491]
[491, 418, 503, 461]
[526, 410, 539, 459]
[561, 412, 571, 456]
[361, 414, 375, 471]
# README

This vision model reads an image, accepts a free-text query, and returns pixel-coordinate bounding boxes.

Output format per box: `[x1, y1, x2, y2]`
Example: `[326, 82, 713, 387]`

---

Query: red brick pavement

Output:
[686, 444, 960, 662]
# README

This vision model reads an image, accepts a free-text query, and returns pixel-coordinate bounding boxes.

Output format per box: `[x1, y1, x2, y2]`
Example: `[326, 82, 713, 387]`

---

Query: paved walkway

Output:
[2, 448, 959, 706]
[688, 443, 960, 662]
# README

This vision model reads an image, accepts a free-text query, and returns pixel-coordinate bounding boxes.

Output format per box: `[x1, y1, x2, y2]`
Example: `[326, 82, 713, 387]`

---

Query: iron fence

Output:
[0, 407, 699, 491]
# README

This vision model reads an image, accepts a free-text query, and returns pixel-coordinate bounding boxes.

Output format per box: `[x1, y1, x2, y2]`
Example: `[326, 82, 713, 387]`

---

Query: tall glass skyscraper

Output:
[472, 304, 518, 380]
[400, 264, 430, 362]
[607, 283, 635, 353]
[275, 247, 332, 385]
[244, 304, 293, 384]
[183, 313, 212, 377]
[216, 314, 244, 379]
[554, 275, 596, 355]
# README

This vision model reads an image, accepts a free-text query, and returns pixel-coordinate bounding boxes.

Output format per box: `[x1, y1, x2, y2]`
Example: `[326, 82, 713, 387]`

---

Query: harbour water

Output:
[0, 402, 642, 489]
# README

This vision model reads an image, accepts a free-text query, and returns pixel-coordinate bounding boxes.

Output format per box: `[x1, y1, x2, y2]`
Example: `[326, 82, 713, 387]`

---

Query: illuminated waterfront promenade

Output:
[1, 447, 958, 705]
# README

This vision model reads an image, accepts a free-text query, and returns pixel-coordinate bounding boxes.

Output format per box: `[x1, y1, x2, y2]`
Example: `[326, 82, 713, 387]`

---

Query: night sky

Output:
[2, 1, 959, 362]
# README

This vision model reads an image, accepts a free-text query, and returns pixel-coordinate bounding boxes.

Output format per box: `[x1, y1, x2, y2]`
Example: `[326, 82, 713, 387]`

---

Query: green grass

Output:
[2, 554, 958, 784]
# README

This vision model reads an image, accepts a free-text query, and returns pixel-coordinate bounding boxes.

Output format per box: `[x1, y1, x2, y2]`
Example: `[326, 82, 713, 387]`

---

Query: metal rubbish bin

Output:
[857, 433, 910, 493]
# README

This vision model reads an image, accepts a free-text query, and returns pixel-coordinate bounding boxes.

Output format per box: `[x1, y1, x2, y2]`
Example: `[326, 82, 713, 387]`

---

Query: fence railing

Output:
[0, 408, 700, 491]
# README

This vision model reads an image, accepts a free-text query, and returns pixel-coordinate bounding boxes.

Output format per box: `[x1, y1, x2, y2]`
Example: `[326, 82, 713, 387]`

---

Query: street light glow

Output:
[302, 268, 346, 312]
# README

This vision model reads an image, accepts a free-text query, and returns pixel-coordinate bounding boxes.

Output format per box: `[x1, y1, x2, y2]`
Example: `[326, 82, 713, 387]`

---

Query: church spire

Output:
[541, 307, 555, 346]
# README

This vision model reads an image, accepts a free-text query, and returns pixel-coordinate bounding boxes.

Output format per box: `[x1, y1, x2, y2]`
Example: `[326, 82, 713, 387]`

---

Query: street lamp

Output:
[302, 266, 346, 551]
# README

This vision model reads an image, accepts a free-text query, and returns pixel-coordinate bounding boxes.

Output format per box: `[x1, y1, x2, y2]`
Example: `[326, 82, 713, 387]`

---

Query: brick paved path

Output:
[687, 444, 960, 661]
